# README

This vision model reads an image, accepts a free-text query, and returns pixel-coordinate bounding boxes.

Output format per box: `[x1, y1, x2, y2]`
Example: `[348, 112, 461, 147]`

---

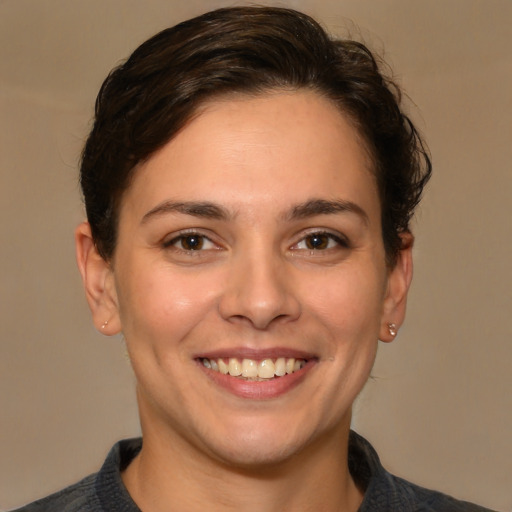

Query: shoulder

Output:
[10, 438, 142, 512]
[349, 431, 497, 512]
[371, 472, 497, 512]
[10, 473, 99, 512]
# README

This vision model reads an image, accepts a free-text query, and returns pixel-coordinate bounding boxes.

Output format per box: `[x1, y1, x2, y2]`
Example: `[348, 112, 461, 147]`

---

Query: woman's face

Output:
[90, 91, 411, 467]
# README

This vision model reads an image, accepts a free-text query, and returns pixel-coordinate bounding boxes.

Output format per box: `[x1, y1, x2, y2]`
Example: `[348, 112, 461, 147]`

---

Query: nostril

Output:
[218, 262, 301, 328]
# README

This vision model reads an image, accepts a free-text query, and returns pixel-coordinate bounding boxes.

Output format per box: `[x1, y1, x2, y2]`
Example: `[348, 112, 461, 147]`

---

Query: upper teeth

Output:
[201, 357, 306, 380]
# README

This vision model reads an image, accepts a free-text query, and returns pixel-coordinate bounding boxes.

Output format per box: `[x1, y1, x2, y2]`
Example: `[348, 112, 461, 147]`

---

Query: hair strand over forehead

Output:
[80, 6, 431, 264]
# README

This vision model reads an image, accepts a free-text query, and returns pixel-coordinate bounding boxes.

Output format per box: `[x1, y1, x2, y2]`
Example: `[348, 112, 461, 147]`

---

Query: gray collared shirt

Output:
[12, 432, 496, 511]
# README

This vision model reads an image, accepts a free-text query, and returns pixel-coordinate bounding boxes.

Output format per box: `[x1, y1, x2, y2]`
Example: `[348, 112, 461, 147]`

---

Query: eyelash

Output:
[292, 231, 349, 252]
[162, 230, 349, 254]
[162, 231, 219, 253]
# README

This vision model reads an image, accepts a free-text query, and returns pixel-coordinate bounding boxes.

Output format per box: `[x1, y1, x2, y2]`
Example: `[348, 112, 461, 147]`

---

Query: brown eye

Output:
[305, 233, 330, 250]
[164, 233, 215, 251]
[180, 235, 204, 250]
[293, 231, 348, 252]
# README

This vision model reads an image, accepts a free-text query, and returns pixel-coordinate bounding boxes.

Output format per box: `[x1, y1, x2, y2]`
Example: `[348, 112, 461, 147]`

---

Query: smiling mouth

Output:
[200, 357, 307, 381]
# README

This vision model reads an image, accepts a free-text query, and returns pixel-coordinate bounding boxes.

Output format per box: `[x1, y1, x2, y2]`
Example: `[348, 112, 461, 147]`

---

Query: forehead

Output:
[120, 91, 379, 223]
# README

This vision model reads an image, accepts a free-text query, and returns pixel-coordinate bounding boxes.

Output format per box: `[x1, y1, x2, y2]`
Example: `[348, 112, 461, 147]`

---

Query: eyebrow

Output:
[141, 198, 369, 225]
[286, 198, 369, 224]
[141, 201, 231, 224]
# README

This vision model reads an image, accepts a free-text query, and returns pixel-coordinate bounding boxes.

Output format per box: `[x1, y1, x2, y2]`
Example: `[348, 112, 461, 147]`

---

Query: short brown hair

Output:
[80, 6, 431, 264]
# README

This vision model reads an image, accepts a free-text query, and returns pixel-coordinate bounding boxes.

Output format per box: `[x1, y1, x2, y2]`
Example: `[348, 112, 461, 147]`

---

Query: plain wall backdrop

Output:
[1, 0, 510, 510]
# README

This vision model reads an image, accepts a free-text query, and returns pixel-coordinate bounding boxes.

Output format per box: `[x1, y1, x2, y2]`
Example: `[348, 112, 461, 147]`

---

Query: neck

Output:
[122, 415, 363, 512]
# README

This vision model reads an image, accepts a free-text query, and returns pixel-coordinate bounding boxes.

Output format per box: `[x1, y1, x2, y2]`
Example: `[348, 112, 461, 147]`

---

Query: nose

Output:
[218, 250, 301, 330]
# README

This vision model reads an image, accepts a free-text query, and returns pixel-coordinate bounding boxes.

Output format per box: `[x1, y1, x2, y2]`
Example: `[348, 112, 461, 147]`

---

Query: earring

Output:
[388, 323, 397, 337]
[101, 320, 109, 330]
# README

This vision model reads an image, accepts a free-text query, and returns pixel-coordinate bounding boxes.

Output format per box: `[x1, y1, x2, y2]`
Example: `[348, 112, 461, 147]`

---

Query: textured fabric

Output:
[348, 432, 495, 512]
[12, 439, 142, 512]
[12, 432, 495, 511]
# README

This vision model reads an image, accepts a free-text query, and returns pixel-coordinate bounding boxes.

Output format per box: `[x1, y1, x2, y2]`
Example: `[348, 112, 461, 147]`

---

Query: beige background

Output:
[1, 0, 510, 510]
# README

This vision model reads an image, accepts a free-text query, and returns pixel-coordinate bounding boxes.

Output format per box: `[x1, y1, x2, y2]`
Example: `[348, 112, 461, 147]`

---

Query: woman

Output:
[15, 6, 495, 512]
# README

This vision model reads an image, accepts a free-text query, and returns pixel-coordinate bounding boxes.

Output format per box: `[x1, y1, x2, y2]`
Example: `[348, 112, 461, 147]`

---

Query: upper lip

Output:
[194, 347, 316, 361]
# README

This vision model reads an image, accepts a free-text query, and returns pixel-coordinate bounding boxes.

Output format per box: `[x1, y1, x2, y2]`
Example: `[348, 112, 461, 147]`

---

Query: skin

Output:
[76, 91, 413, 512]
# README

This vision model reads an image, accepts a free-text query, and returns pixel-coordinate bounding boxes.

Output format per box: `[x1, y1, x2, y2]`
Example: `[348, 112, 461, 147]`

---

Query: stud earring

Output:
[388, 323, 397, 337]
[101, 320, 109, 330]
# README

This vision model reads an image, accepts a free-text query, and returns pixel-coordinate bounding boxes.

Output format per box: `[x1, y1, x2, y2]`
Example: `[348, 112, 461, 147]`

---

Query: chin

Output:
[210, 436, 307, 470]
[198, 415, 327, 470]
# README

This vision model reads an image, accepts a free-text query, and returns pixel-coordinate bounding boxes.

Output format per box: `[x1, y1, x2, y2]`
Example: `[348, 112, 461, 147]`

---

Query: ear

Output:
[75, 222, 121, 335]
[379, 232, 414, 342]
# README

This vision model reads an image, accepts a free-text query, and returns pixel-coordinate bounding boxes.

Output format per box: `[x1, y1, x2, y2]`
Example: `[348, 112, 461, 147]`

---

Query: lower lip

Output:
[197, 360, 316, 400]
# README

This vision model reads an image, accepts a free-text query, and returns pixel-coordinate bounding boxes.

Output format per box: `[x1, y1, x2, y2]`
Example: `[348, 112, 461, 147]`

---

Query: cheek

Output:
[115, 263, 223, 347]
[304, 265, 387, 336]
